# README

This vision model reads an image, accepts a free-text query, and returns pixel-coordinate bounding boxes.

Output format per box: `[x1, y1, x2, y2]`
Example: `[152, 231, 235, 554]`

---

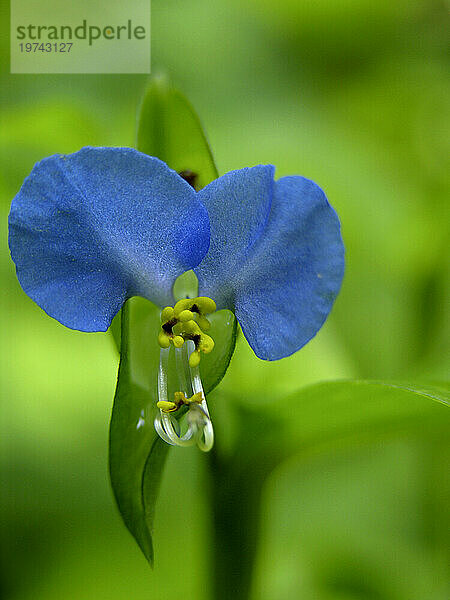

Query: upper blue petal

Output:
[196, 173, 344, 360]
[8, 147, 210, 332]
[195, 165, 275, 307]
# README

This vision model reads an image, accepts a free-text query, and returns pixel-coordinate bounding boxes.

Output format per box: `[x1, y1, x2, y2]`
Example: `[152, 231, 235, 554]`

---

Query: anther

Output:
[189, 350, 201, 368]
[158, 331, 171, 348]
[178, 309, 194, 322]
[161, 306, 175, 321]
[157, 295, 217, 365]
[172, 335, 185, 348]
[157, 400, 178, 412]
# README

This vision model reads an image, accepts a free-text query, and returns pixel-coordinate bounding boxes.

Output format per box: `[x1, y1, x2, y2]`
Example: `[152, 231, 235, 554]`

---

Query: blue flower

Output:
[9, 146, 344, 357]
[9, 146, 344, 449]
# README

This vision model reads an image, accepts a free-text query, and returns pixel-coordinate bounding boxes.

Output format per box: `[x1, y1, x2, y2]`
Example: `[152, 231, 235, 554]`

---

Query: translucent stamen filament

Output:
[154, 341, 214, 452]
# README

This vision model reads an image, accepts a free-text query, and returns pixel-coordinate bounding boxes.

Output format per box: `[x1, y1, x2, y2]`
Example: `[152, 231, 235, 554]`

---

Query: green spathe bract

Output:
[137, 75, 219, 189]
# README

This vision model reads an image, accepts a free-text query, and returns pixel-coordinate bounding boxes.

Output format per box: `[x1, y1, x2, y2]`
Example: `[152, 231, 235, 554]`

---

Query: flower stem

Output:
[207, 446, 273, 600]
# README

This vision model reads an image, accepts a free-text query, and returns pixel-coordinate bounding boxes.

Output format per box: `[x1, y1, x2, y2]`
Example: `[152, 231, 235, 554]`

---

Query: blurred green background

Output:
[1, 1, 449, 599]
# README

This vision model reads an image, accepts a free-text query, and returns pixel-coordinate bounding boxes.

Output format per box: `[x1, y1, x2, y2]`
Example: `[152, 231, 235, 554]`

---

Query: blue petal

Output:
[8, 147, 210, 332]
[196, 173, 344, 360]
[195, 165, 275, 306]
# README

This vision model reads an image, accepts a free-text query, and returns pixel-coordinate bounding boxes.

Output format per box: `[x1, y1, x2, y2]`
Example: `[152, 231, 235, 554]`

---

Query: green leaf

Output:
[201, 309, 237, 394]
[137, 74, 218, 188]
[109, 300, 166, 564]
[109, 298, 236, 564]
[110, 310, 121, 352]
[279, 380, 449, 451]
[226, 379, 450, 461]
[207, 380, 449, 598]
[109, 77, 232, 565]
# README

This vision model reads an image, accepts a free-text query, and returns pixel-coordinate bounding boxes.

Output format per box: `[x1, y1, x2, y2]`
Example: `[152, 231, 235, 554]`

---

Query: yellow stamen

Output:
[157, 295, 217, 366]
[159, 391, 204, 413]
[199, 333, 214, 354]
[185, 391, 203, 404]
[158, 331, 171, 348]
[157, 400, 178, 412]
[194, 297, 216, 314]
[189, 350, 201, 368]
[161, 306, 174, 322]
[172, 335, 185, 348]
[178, 309, 194, 322]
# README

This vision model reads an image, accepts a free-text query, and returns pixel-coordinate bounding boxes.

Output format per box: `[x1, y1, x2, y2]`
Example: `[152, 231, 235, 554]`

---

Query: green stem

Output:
[207, 443, 283, 600]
